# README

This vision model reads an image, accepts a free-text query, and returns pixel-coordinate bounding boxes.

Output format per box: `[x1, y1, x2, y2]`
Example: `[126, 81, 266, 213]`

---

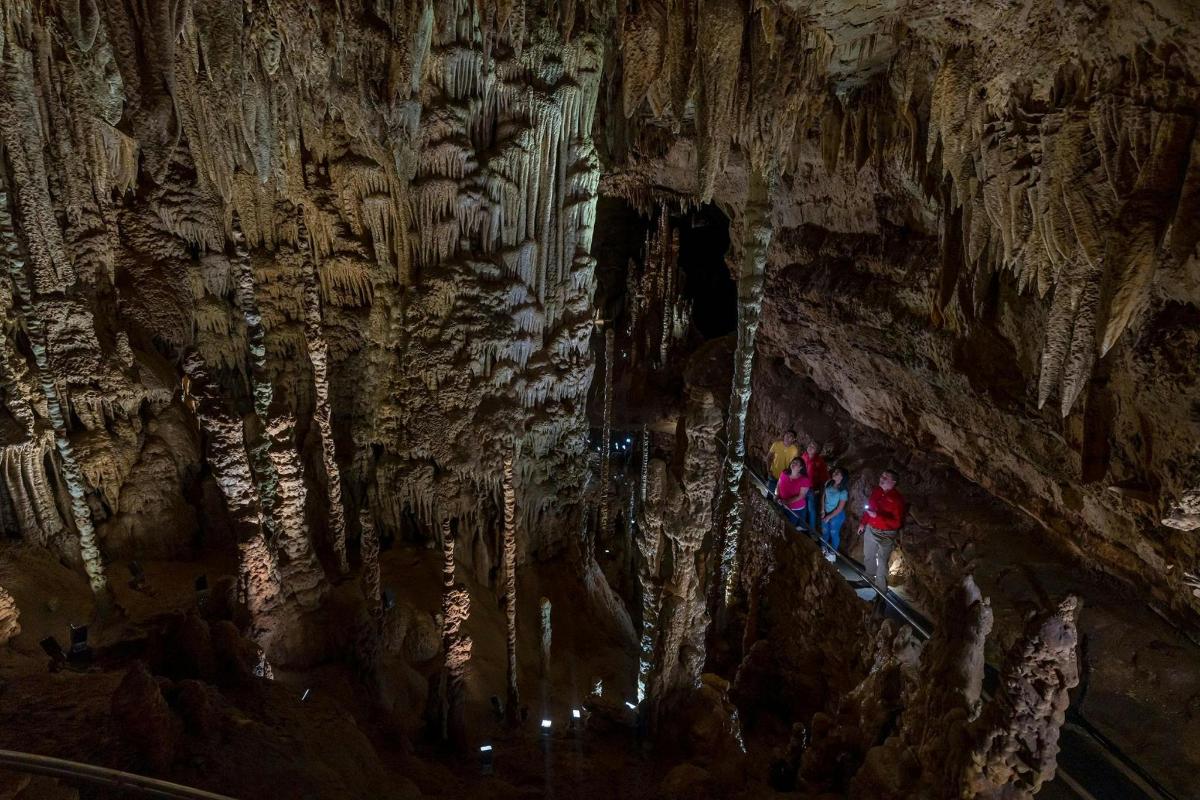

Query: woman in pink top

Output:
[775, 458, 811, 528]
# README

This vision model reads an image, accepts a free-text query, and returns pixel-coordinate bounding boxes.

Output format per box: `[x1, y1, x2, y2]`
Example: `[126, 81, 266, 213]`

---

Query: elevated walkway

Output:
[746, 467, 1178, 800]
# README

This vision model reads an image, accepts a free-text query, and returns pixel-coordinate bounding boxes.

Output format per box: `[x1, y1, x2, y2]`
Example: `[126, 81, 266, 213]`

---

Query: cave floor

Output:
[1, 469, 1199, 799]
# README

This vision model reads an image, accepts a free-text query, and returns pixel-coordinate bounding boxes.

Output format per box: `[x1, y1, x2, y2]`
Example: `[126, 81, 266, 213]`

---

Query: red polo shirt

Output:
[802, 452, 829, 487]
[863, 487, 905, 531]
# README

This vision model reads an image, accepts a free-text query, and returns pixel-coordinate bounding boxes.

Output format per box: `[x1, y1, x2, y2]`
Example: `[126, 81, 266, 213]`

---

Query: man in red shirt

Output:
[857, 470, 906, 592]
[801, 441, 829, 533]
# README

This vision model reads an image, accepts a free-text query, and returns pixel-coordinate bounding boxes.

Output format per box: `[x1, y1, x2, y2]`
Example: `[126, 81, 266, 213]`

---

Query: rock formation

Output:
[0, 583, 19, 646]
[642, 380, 723, 717]
[0, 1, 1192, 797]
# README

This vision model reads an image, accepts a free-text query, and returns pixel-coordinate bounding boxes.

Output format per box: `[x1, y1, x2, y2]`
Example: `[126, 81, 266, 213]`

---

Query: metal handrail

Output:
[745, 465, 1177, 800]
[746, 467, 932, 637]
[0, 750, 238, 800]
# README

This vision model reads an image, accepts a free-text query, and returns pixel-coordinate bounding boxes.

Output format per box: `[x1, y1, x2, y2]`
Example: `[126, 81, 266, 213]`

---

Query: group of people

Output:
[766, 430, 907, 592]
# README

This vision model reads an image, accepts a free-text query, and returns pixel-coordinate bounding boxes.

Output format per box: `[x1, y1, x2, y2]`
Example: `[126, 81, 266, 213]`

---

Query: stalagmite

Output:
[435, 517, 472, 749]
[0, 584, 19, 646]
[359, 505, 382, 630]
[298, 220, 349, 575]
[639, 425, 650, 502]
[964, 596, 1081, 796]
[539, 596, 552, 677]
[717, 168, 774, 608]
[644, 386, 723, 716]
[232, 220, 326, 607]
[598, 327, 615, 540]
[502, 453, 520, 725]
[182, 351, 282, 629]
[0, 190, 111, 610]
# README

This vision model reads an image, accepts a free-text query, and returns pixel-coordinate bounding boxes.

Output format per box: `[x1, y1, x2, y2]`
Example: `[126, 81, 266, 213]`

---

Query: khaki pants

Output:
[863, 525, 897, 591]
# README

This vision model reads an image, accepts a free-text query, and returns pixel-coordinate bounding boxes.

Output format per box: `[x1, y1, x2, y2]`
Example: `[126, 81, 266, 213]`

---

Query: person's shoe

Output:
[824, 551, 836, 563]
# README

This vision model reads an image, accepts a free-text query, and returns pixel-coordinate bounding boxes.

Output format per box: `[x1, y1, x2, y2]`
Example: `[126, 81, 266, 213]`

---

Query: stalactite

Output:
[359, 504, 382, 630]
[297, 219, 349, 575]
[598, 327, 615, 544]
[502, 452, 520, 725]
[718, 167, 773, 608]
[182, 350, 282, 630]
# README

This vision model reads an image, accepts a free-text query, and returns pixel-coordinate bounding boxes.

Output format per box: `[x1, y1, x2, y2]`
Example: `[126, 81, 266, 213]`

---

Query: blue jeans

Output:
[785, 508, 804, 528]
[805, 489, 818, 532]
[821, 513, 845, 551]
[767, 476, 778, 494]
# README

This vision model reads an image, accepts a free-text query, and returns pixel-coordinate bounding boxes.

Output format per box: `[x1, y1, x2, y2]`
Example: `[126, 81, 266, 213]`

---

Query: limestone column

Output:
[717, 167, 773, 607]
[298, 219, 349, 575]
[0, 189, 111, 610]
[359, 504, 382, 630]
[232, 219, 326, 607]
[438, 517, 472, 749]
[502, 453, 520, 725]
[597, 326, 614, 548]
[182, 350, 282, 628]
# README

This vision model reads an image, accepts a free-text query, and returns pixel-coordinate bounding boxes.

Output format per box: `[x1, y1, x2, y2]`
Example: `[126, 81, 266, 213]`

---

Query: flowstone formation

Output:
[0, 0, 606, 637]
[0, 1, 1194, 798]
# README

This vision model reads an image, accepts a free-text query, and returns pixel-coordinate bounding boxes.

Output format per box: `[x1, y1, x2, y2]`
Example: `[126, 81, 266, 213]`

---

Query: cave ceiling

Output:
[0, 0, 1196, 623]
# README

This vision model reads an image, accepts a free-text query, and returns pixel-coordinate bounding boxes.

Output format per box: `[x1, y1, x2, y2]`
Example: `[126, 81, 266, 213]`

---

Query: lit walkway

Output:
[747, 468, 1178, 800]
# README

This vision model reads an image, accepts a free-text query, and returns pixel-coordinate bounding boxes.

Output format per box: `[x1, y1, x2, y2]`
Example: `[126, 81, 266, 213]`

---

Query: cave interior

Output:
[0, 1, 1198, 799]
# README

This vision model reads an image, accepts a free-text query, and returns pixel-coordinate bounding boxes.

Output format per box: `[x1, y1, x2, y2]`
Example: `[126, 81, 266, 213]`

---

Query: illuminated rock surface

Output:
[0, 2, 1196, 798]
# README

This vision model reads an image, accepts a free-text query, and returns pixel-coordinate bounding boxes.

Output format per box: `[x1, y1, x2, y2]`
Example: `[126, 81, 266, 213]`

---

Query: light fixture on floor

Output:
[479, 744, 494, 775]
[68, 623, 91, 662]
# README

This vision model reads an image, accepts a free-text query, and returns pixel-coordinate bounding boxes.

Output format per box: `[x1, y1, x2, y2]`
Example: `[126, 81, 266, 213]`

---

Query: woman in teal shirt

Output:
[821, 468, 849, 558]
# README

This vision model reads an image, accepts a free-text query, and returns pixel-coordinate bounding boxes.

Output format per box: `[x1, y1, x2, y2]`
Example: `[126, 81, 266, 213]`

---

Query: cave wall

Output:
[0, 1, 611, 590]
[600, 0, 1200, 624]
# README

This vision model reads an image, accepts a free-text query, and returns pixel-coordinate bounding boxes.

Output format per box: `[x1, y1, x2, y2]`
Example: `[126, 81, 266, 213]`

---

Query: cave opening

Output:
[676, 204, 734, 340]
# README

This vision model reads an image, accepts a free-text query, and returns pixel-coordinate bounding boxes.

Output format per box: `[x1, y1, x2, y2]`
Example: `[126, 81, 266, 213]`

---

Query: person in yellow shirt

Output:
[766, 429, 799, 492]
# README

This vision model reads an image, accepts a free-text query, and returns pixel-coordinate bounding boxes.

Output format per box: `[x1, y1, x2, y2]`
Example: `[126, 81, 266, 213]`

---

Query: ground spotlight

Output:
[625, 701, 636, 710]
[479, 744, 494, 775]
[540, 718, 552, 731]
[68, 623, 90, 660]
